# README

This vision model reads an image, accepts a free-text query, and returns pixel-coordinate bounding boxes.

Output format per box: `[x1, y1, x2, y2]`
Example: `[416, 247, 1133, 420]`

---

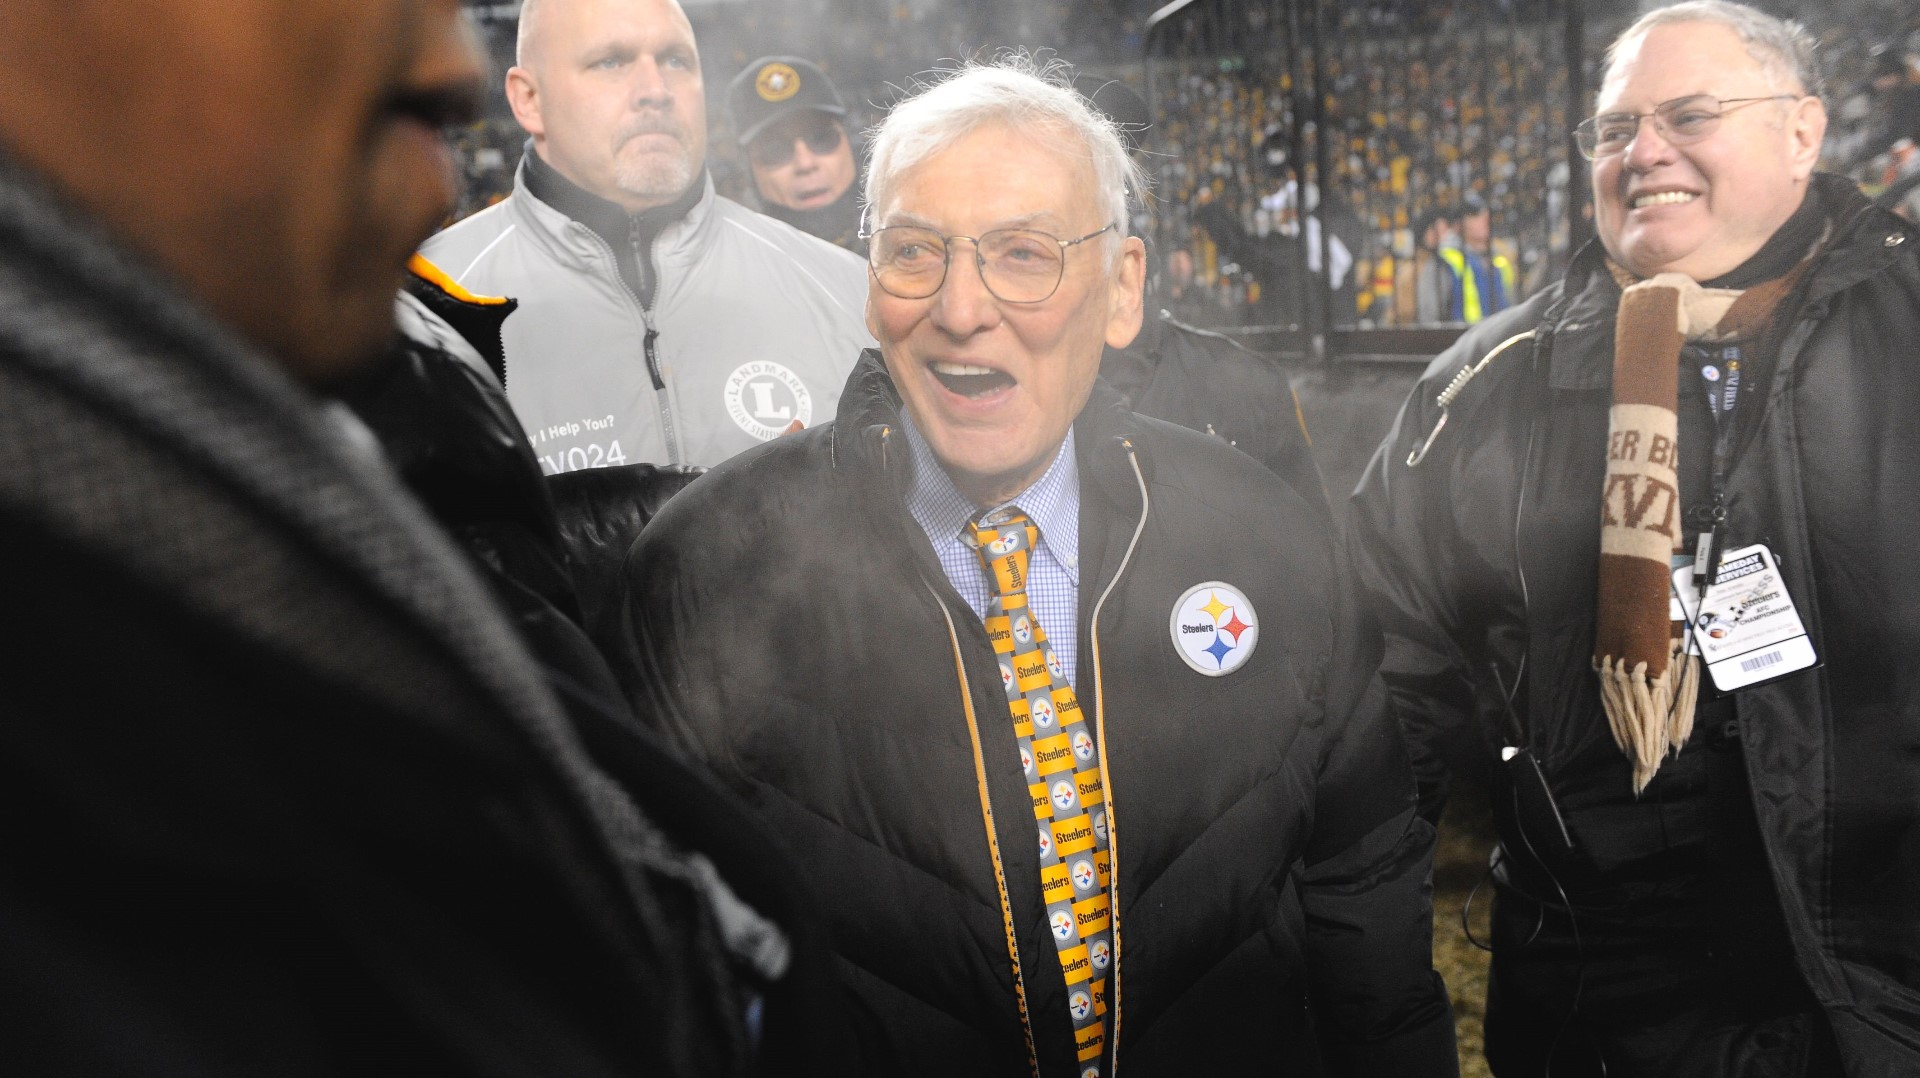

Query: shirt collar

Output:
[901, 413, 1079, 583]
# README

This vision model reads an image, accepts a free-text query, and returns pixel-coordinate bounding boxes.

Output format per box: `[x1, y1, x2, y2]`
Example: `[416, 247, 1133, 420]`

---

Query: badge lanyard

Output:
[1688, 344, 1743, 594]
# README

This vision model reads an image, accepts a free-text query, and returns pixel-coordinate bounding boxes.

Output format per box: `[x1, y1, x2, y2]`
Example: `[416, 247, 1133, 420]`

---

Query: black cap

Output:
[728, 56, 847, 147]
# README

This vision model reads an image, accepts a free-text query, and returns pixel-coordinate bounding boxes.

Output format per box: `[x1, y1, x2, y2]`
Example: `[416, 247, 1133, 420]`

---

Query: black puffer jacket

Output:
[1350, 175, 1920, 1073]
[617, 352, 1456, 1077]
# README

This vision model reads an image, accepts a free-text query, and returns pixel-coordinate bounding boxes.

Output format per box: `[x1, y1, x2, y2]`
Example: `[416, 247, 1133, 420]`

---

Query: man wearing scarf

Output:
[1352, 2, 1920, 1074]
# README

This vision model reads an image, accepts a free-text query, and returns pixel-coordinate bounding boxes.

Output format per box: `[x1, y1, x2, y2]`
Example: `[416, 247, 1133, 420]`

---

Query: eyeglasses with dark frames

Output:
[862, 224, 1117, 304]
[1573, 93, 1805, 160]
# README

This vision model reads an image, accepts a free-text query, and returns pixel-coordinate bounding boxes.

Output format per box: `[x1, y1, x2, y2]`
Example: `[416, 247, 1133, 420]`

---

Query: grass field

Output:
[1433, 786, 1498, 1078]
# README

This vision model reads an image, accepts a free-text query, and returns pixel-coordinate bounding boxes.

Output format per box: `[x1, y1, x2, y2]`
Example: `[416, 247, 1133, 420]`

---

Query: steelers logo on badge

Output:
[1069, 990, 1093, 1021]
[723, 360, 814, 440]
[755, 61, 801, 102]
[1051, 910, 1076, 941]
[1169, 580, 1258, 676]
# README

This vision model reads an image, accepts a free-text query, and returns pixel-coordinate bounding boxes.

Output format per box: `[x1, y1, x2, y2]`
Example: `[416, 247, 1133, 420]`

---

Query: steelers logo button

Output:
[1169, 580, 1259, 676]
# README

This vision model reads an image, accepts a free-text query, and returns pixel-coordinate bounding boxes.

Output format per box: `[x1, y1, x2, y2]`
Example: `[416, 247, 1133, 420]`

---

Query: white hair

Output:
[1608, 1, 1824, 101]
[863, 55, 1147, 255]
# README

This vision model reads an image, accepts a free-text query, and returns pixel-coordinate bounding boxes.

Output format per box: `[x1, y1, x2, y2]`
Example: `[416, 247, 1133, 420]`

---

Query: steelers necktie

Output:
[964, 508, 1111, 1077]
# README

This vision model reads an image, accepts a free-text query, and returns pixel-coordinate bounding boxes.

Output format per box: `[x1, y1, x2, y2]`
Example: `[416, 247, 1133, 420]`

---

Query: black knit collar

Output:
[1702, 180, 1827, 290]
[521, 140, 706, 252]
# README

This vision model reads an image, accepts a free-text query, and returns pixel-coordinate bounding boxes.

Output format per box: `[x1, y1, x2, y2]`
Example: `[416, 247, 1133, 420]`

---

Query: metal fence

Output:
[1142, 0, 1592, 360]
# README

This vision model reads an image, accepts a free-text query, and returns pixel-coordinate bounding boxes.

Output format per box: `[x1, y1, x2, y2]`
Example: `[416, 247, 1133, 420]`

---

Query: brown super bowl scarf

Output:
[1595, 263, 1808, 793]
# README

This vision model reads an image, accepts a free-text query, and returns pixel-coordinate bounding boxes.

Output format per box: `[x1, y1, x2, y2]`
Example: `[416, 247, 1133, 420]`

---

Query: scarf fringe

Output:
[1594, 642, 1699, 794]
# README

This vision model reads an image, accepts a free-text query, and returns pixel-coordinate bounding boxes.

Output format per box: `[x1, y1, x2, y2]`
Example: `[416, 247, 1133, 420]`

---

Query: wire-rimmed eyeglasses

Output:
[863, 223, 1116, 304]
[1573, 93, 1804, 160]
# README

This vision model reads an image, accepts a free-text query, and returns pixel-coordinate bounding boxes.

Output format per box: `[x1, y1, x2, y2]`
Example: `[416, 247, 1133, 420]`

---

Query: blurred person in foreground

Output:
[618, 57, 1455, 1077]
[423, 0, 870, 474]
[0, 0, 823, 1072]
[1351, 2, 1920, 1073]
[728, 55, 864, 255]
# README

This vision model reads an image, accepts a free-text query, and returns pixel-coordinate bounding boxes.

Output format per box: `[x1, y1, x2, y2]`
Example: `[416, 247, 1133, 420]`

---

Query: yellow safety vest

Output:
[1437, 246, 1482, 323]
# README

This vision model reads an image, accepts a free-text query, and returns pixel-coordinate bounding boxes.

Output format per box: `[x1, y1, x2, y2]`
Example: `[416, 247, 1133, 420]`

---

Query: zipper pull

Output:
[643, 327, 664, 391]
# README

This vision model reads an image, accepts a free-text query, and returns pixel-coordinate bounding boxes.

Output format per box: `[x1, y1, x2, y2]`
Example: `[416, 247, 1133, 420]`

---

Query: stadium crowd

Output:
[452, 0, 1920, 326]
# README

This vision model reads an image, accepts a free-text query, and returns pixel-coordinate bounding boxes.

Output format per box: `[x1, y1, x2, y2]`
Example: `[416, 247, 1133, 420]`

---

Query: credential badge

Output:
[1169, 580, 1259, 676]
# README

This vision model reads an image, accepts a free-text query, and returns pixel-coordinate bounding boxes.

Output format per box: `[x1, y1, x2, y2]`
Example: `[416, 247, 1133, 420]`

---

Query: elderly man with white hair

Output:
[1353, 1, 1920, 1073]
[616, 57, 1456, 1076]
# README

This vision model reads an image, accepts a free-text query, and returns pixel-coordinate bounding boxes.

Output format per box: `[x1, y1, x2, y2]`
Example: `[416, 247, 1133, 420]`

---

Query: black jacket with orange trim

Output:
[615, 351, 1456, 1076]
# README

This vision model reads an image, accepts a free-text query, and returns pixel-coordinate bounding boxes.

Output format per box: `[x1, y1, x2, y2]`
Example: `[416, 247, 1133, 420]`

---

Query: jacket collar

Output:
[1546, 173, 1909, 391]
[507, 148, 720, 277]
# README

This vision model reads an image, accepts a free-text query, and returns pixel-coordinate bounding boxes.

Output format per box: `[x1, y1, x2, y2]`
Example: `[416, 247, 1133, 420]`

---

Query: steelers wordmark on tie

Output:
[1169, 580, 1259, 676]
[723, 360, 814, 440]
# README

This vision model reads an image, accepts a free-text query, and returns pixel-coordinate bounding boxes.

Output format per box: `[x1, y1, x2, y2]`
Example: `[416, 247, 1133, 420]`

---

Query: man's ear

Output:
[505, 65, 544, 141]
[1104, 234, 1147, 350]
[1786, 95, 1827, 183]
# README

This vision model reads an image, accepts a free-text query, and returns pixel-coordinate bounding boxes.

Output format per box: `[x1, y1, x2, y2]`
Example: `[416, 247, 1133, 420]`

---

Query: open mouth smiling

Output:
[1629, 189, 1700, 209]
[930, 360, 1015, 399]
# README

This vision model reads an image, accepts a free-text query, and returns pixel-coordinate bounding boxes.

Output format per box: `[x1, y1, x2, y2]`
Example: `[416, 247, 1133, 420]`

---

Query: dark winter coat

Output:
[618, 351, 1457, 1077]
[0, 149, 767, 1076]
[1350, 174, 1920, 1074]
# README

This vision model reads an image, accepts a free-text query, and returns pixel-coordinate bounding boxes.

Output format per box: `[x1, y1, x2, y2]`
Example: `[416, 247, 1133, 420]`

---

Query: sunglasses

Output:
[748, 115, 846, 168]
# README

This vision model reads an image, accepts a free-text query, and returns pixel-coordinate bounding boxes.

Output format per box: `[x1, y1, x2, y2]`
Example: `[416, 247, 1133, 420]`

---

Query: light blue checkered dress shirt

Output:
[901, 416, 1082, 689]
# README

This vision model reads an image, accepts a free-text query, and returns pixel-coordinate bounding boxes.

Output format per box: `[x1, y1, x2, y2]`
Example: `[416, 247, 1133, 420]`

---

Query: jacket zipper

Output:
[576, 223, 680, 465]
[630, 217, 680, 464]
[1084, 438, 1151, 1078]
